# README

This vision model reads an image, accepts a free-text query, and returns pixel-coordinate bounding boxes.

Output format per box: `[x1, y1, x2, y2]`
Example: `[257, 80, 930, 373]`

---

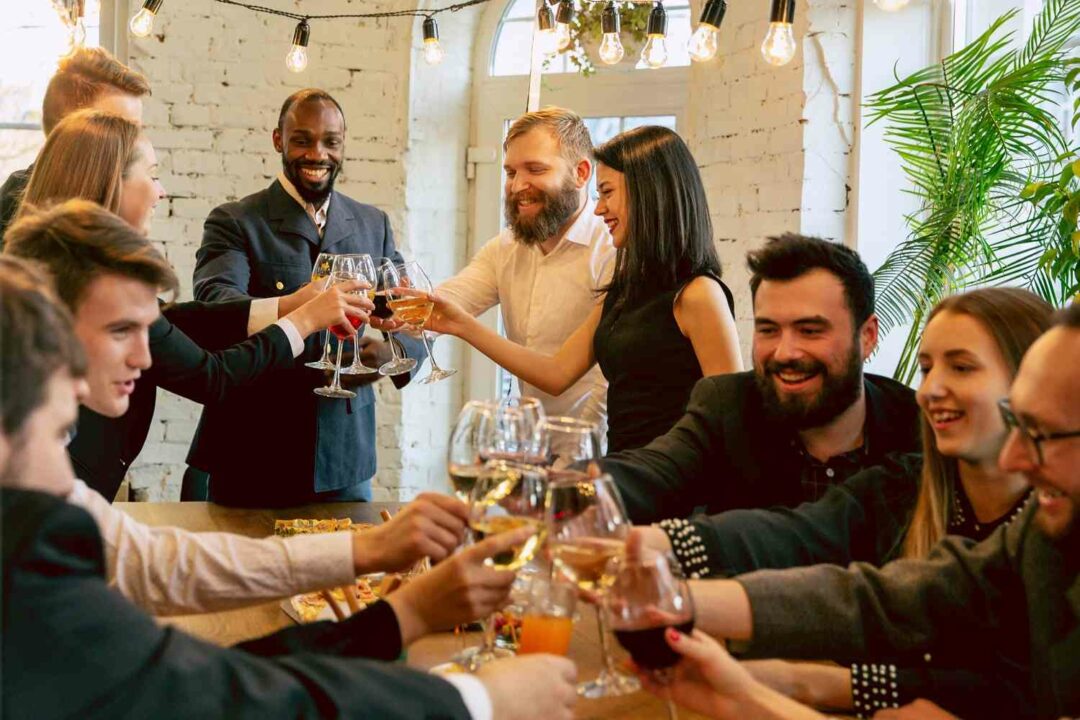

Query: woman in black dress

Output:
[428, 126, 742, 452]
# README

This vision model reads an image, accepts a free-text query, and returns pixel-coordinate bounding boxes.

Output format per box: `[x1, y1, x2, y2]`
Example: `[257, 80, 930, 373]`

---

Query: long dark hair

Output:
[594, 126, 722, 311]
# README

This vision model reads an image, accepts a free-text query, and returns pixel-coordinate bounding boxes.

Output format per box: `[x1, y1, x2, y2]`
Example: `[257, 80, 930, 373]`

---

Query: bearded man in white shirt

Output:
[438, 107, 615, 439]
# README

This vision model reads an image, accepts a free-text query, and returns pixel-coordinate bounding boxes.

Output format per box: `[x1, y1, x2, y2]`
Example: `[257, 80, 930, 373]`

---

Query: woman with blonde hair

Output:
[10, 108, 371, 501]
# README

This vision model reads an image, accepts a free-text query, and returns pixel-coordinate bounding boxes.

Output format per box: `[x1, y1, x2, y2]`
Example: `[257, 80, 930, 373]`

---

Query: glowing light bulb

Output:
[129, 7, 155, 37]
[285, 20, 310, 73]
[688, 22, 719, 62]
[760, 21, 796, 66]
[599, 33, 625, 64]
[423, 38, 445, 64]
[640, 34, 668, 68]
[873, 0, 910, 10]
[554, 0, 575, 52]
[555, 22, 573, 51]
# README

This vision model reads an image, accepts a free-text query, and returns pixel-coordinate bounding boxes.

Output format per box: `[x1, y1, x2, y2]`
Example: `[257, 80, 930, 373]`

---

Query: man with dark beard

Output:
[597, 234, 920, 529]
[437, 108, 615, 439]
[189, 89, 425, 505]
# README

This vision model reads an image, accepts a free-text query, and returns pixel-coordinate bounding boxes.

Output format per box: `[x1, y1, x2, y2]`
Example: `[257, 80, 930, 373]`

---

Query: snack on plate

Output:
[274, 518, 372, 536]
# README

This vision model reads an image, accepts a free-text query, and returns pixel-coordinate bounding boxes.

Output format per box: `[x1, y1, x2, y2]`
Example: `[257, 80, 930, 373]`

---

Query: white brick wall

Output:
[125, 0, 858, 501]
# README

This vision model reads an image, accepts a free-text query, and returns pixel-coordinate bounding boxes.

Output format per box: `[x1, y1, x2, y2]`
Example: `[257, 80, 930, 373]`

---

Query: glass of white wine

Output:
[465, 459, 547, 670]
[304, 252, 337, 370]
[546, 473, 640, 698]
[376, 260, 420, 377]
[447, 400, 497, 502]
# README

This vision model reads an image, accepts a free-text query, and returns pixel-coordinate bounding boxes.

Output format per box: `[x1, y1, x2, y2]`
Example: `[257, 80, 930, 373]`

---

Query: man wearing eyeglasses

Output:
[665, 304, 1080, 719]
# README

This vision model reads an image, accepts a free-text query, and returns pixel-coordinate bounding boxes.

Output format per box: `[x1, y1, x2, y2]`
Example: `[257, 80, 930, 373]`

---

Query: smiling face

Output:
[502, 128, 586, 246]
[273, 98, 345, 205]
[593, 162, 628, 248]
[117, 135, 165, 236]
[998, 327, 1080, 540]
[72, 274, 158, 418]
[916, 311, 1013, 465]
[752, 268, 877, 428]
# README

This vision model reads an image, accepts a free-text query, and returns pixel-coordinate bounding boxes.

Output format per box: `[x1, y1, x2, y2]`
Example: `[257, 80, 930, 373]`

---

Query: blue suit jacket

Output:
[190, 180, 425, 505]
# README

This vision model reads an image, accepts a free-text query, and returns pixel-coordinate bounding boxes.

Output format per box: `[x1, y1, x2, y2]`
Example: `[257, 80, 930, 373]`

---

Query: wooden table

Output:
[116, 501, 707, 720]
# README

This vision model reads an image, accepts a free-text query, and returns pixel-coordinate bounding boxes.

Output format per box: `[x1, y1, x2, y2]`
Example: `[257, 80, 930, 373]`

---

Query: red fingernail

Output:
[667, 628, 680, 643]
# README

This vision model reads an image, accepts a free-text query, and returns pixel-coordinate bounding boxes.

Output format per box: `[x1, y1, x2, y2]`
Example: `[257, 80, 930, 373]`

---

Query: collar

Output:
[277, 171, 331, 223]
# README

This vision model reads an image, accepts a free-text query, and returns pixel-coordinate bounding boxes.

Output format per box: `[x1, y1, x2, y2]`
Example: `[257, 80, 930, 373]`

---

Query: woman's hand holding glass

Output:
[313, 255, 373, 399]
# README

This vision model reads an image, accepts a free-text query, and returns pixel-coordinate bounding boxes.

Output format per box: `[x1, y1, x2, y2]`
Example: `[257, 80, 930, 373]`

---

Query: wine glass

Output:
[607, 548, 695, 719]
[447, 400, 497, 502]
[304, 252, 337, 370]
[387, 261, 457, 382]
[419, 331, 458, 385]
[465, 459, 548, 671]
[500, 397, 546, 461]
[377, 260, 420, 377]
[535, 416, 602, 472]
[545, 473, 640, 698]
[339, 254, 379, 376]
[313, 255, 362, 399]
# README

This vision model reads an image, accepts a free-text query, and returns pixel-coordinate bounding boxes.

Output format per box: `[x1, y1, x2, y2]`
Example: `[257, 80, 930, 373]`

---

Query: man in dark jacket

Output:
[190, 89, 425, 505]
[600, 235, 921, 531]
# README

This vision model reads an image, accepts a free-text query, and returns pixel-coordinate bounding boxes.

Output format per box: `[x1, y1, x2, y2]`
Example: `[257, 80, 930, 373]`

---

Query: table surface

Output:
[116, 501, 708, 720]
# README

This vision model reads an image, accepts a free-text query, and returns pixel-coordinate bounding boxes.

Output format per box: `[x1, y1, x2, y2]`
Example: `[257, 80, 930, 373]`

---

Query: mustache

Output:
[764, 358, 825, 376]
[507, 189, 545, 205]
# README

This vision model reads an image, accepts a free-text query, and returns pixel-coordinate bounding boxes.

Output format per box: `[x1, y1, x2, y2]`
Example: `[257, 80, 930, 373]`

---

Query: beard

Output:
[755, 341, 865, 430]
[504, 172, 580, 246]
[282, 154, 342, 205]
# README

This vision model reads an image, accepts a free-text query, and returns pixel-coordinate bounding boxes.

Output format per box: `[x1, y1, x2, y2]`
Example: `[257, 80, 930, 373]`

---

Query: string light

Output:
[554, 0, 575, 52]
[598, 2, 624, 65]
[640, 2, 668, 69]
[872, 0, 910, 10]
[422, 16, 445, 65]
[535, 2, 559, 56]
[688, 0, 725, 63]
[130, 0, 163, 38]
[285, 20, 310, 72]
[761, 0, 796, 67]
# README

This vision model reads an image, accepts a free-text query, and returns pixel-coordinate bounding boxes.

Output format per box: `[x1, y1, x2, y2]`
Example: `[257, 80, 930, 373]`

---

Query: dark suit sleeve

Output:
[598, 378, 723, 523]
[163, 298, 252, 350]
[194, 206, 255, 303]
[235, 599, 403, 662]
[379, 212, 427, 390]
[692, 456, 919, 577]
[147, 313, 295, 405]
[2, 498, 472, 720]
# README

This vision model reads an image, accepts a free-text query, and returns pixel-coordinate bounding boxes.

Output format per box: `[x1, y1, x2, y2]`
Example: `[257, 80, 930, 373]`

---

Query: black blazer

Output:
[190, 180, 425, 505]
[67, 298, 295, 501]
[1, 488, 471, 720]
[0, 165, 30, 243]
[599, 371, 922, 523]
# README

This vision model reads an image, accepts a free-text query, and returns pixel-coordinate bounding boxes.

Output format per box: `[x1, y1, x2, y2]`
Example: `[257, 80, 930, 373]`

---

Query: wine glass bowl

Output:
[377, 260, 420, 377]
[447, 400, 496, 502]
[339, 254, 379, 376]
[314, 255, 368, 399]
[469, 460, 547, 572]
[304, 251, 338, 370]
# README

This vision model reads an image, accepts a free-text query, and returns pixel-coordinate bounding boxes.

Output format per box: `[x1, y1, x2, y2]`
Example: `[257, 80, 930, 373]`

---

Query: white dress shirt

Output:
[245, 172, 332, 338]
[438, 202, 615, 438]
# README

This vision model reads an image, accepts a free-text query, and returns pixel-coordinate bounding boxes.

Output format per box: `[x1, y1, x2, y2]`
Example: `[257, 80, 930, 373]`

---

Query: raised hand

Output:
[351, 493, 469, 574]
[476, 655, 578, 720]
[286, 279, 373, 338]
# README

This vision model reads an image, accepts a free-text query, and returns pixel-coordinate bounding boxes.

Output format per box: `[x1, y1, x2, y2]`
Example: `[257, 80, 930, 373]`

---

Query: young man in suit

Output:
[191, 89, 426, 506]
[0, 255, 579, 720]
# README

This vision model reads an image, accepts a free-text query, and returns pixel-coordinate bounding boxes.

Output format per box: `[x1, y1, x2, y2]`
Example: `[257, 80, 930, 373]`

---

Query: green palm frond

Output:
[864, 0, 1080, 382]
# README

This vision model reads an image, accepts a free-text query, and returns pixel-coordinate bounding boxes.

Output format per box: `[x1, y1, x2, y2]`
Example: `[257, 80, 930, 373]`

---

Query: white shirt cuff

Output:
[442, 674, 492, 720]
[274, 318, 306, 357]
[248, 297, 281, 335]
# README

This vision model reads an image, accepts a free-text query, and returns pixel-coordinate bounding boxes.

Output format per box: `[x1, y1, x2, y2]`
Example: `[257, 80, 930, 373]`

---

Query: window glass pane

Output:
[622, 115, 676, 132]
[492, 20, 536, 76]
[506, 0, 537, 20]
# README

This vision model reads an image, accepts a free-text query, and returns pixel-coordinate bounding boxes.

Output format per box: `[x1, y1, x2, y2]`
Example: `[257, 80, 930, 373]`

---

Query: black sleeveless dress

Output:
[593, 272, 735, 453]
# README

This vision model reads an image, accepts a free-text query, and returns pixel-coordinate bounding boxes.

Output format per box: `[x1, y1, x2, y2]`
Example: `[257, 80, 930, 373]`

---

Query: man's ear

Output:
[860, 314, 880, 361]
[575, 157, 592, 188]
[272, 127, 284, 154]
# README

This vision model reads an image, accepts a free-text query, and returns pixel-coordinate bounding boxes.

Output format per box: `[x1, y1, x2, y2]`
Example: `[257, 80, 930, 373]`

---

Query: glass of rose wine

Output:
[545, 473, 640, 698]
[339, 254, 379, 376]
[607, 548, 695, 720]
[376, 260, 420, 377]
[304, 252, 337, 370]
[465, 459, 547, 670]
[313, 255, 363, 399]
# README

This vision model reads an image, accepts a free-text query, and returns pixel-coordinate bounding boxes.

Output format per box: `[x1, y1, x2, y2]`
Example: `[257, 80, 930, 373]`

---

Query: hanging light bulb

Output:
[535, 2, 559, 56]
[760, 0, 796, 67]
[285, 20, 310, 73]
[598, 2, 624, 65]
[129, 0, 163, 38]
[688, 0, 726, 63]
[639, 2, 668, 69]
[554, 0, 575, 52]
[873, 0, 910, 10]
[421, 16, 445, 65]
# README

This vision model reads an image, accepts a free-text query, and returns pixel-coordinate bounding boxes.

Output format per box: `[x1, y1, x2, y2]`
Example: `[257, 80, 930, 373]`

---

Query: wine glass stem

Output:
[386, 332, 402, 361]
[480, 613, 497, 655]
[352, 330, 363, 367]
[331, 340, 345, 391]
[320, 334, 332, 363]
[421, 332, 441, 371]
[595, 605, 619, 676]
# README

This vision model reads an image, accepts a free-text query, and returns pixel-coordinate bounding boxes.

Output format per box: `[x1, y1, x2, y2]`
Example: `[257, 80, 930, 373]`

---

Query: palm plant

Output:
[865, 0, 1080, 381]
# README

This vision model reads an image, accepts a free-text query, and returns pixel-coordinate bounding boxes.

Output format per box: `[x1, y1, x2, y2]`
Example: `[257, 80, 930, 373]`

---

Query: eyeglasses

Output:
[997, 398, 1080, 466]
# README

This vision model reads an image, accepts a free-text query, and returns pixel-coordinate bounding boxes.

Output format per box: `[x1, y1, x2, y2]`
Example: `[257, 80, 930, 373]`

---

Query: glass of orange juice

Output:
[517, 577, 576, 656]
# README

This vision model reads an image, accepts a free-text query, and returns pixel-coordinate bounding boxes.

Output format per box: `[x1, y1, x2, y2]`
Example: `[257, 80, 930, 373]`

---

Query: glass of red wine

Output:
[339, 254, 379, 376]
[313, 255, 364, 399]
[607, 548, 695, 719]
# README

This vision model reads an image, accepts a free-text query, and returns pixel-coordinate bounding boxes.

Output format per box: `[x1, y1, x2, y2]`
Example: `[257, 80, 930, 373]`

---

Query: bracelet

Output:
[655, 518, 710, 579]
[850, 663, 900, 719]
